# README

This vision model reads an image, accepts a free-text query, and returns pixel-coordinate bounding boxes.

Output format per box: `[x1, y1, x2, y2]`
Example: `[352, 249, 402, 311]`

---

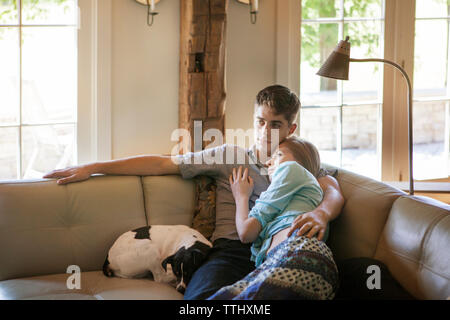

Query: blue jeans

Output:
[183, 238, 256, 300]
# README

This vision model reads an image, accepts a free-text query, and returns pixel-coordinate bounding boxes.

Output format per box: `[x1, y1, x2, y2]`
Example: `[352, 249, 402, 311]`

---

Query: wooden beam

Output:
[179, 0, 228, 152]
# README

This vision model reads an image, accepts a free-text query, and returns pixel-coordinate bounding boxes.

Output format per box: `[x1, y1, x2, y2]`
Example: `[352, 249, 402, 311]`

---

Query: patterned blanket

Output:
[207, 234, 339, 300]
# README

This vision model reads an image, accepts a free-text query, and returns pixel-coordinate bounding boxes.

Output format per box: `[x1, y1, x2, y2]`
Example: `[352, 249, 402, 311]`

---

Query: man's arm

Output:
[287, 174, 345, 240]
[43, 155, 180, 185]
[316, 175, 345, 222]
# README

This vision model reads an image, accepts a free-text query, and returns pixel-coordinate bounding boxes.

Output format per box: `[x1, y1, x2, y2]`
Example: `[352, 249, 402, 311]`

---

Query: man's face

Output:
[253, 105, 297, 158]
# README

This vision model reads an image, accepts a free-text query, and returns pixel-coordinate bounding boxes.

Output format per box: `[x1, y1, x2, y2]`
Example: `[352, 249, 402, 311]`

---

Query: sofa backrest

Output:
[0, 175, 197, 282]
[375, 196, 450, 299]
[327, 166, 405, 261]
[141, 175, 196, 226]
[0, 176, 147, 281]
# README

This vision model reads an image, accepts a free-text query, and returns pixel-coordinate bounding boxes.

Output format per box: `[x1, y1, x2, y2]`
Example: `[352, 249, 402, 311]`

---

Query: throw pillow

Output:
[191, 175, 216, 240]
[334, 257, 415, 300]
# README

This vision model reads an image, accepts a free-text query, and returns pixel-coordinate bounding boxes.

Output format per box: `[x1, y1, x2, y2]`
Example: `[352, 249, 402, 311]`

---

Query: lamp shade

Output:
[316, 36, 351, 80]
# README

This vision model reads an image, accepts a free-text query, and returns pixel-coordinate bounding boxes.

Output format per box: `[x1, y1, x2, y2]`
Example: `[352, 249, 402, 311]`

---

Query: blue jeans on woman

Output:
[183, 238, 256, 300]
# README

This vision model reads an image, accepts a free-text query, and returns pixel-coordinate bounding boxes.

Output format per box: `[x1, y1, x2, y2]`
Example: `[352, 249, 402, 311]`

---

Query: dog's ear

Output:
[172, 248, 187, 277]
[161, 255, 174, 272]
[192, 248, 207, 255]
[192, 241, 212, 254]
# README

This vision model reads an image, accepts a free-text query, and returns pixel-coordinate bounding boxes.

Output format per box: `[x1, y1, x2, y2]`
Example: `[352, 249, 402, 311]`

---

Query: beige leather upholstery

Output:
[0, 176, 147, 281]
[328, 166, 405, 260]
[0, 175, 195, 300]
[0, 168, 448, 300]
[375, 196, 450, 299]
[142, 175, 196, 226]
[0, 272, 183, 300]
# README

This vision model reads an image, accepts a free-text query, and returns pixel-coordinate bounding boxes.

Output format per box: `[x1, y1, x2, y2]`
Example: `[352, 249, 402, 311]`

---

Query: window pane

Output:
[22, 0, 77, 25]
[301, 0, 341, 20]
[344, 0, 383, 18]
[0, 0, 18, 24]
[413, 101, 449, 180]
[343, 20, 383, 104]
[300, 107, 340, 167]
[414, 20, 449, 99]
[21, 124, 75, 179]
[0, 127, 18, 180]
[416, 0, 450, 19]
[342, 104, 380, 180]
[22, 27, 77, 124]
[0, 27, 19, 125]
[301, 23, 339, 106]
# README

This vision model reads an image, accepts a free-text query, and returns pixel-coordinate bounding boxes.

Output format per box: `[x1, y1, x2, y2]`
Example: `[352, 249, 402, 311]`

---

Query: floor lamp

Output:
[316, 36, 414, 195]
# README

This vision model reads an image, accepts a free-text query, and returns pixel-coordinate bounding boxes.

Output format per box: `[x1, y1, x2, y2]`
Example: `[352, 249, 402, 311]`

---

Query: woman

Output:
[208, 137, 339, 300]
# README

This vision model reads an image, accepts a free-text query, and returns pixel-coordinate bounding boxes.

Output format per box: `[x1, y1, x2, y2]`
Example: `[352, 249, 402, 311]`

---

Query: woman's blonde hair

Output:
[281, 137, 321, 177]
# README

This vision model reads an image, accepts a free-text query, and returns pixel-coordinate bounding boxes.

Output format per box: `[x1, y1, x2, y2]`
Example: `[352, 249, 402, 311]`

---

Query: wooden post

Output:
[179, 0, 228, 152]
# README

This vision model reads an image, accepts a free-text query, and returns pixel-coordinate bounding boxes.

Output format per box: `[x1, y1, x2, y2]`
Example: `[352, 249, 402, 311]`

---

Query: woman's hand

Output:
[229, 166, 254, 202]
[230, 166, 260, 243]
[287, 209, 328, 241]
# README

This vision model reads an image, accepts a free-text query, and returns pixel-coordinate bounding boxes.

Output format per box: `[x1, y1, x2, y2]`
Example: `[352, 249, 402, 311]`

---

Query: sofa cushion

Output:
[0, 176, 148, 281]
[323, 165, 405, 261]
[0, 271, 183, 300]
[374, 196, 450, 300]
[142, 175, 196, 226]
[335, 257, 415, 300]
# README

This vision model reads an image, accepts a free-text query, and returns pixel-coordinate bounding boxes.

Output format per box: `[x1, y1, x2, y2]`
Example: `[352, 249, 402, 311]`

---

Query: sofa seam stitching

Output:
[65, 184, 78, 270]
[371, 211, 393, 258]
[338, 176, 406, 196]
[417, 212, 449, 281]
[0, 217, 144, 232]
[140, 176, 149, 226]
[376, 245, 450, 280]
[406, 196, 450, 210]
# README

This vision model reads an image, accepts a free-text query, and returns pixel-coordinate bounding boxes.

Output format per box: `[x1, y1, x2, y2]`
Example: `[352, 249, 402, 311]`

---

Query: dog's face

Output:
[161, 241, 211, 293]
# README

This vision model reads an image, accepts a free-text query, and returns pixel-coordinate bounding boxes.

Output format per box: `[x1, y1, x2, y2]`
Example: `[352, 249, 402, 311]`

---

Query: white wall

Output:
[225, 0, 277, 146]
[110, 0, 277, 158]
[111, 0, 180, 158]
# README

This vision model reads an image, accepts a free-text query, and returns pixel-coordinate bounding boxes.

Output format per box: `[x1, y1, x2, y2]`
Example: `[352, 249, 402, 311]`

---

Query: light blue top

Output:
[248, 161, 326, 267]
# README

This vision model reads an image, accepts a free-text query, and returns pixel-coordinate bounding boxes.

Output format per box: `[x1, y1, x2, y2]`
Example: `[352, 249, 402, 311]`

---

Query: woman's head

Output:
[265, 137, 321, 178]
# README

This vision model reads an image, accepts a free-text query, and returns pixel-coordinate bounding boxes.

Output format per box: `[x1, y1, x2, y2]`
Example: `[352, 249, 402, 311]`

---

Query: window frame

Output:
[279, 0, 450, 184]
[298, 1, 385, 180]
[0, 0, 111, 181]
[77, 0, 112, 165]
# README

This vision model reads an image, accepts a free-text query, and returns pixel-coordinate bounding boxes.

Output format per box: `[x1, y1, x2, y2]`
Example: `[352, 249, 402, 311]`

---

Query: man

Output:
[44, 85, 344, 299]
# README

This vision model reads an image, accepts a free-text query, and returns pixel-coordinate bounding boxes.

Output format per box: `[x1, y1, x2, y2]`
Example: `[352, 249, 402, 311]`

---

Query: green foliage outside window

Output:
[301, 0, 380, 69]
[0, 0, 70, 24]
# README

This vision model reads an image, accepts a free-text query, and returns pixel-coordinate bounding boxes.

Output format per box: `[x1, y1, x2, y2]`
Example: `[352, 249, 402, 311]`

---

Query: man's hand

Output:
[288, 174, 344, 241]
[287, 209, 328, 241]
[43, 164, 94, 185]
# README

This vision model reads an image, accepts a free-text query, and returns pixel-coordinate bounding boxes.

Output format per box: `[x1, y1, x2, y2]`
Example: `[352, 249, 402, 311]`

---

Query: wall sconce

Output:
[236, 0, 259, 24]
[135, 0, 160, 27]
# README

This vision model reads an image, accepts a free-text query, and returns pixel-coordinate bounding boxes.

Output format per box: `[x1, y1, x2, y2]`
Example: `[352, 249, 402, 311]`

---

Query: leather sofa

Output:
[0, 166, 449, 300]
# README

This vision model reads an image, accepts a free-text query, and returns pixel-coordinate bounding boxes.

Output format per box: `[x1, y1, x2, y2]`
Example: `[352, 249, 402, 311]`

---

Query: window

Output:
[299, 0, 450, 182]
[413, 0, 450, 180]
[0, 0, 78, 180]
[0, 0, 111, 181]
[300, 0, 384, 180]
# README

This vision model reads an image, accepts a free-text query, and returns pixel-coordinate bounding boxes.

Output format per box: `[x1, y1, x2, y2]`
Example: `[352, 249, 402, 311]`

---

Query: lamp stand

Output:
[349, 58, 414, 195]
